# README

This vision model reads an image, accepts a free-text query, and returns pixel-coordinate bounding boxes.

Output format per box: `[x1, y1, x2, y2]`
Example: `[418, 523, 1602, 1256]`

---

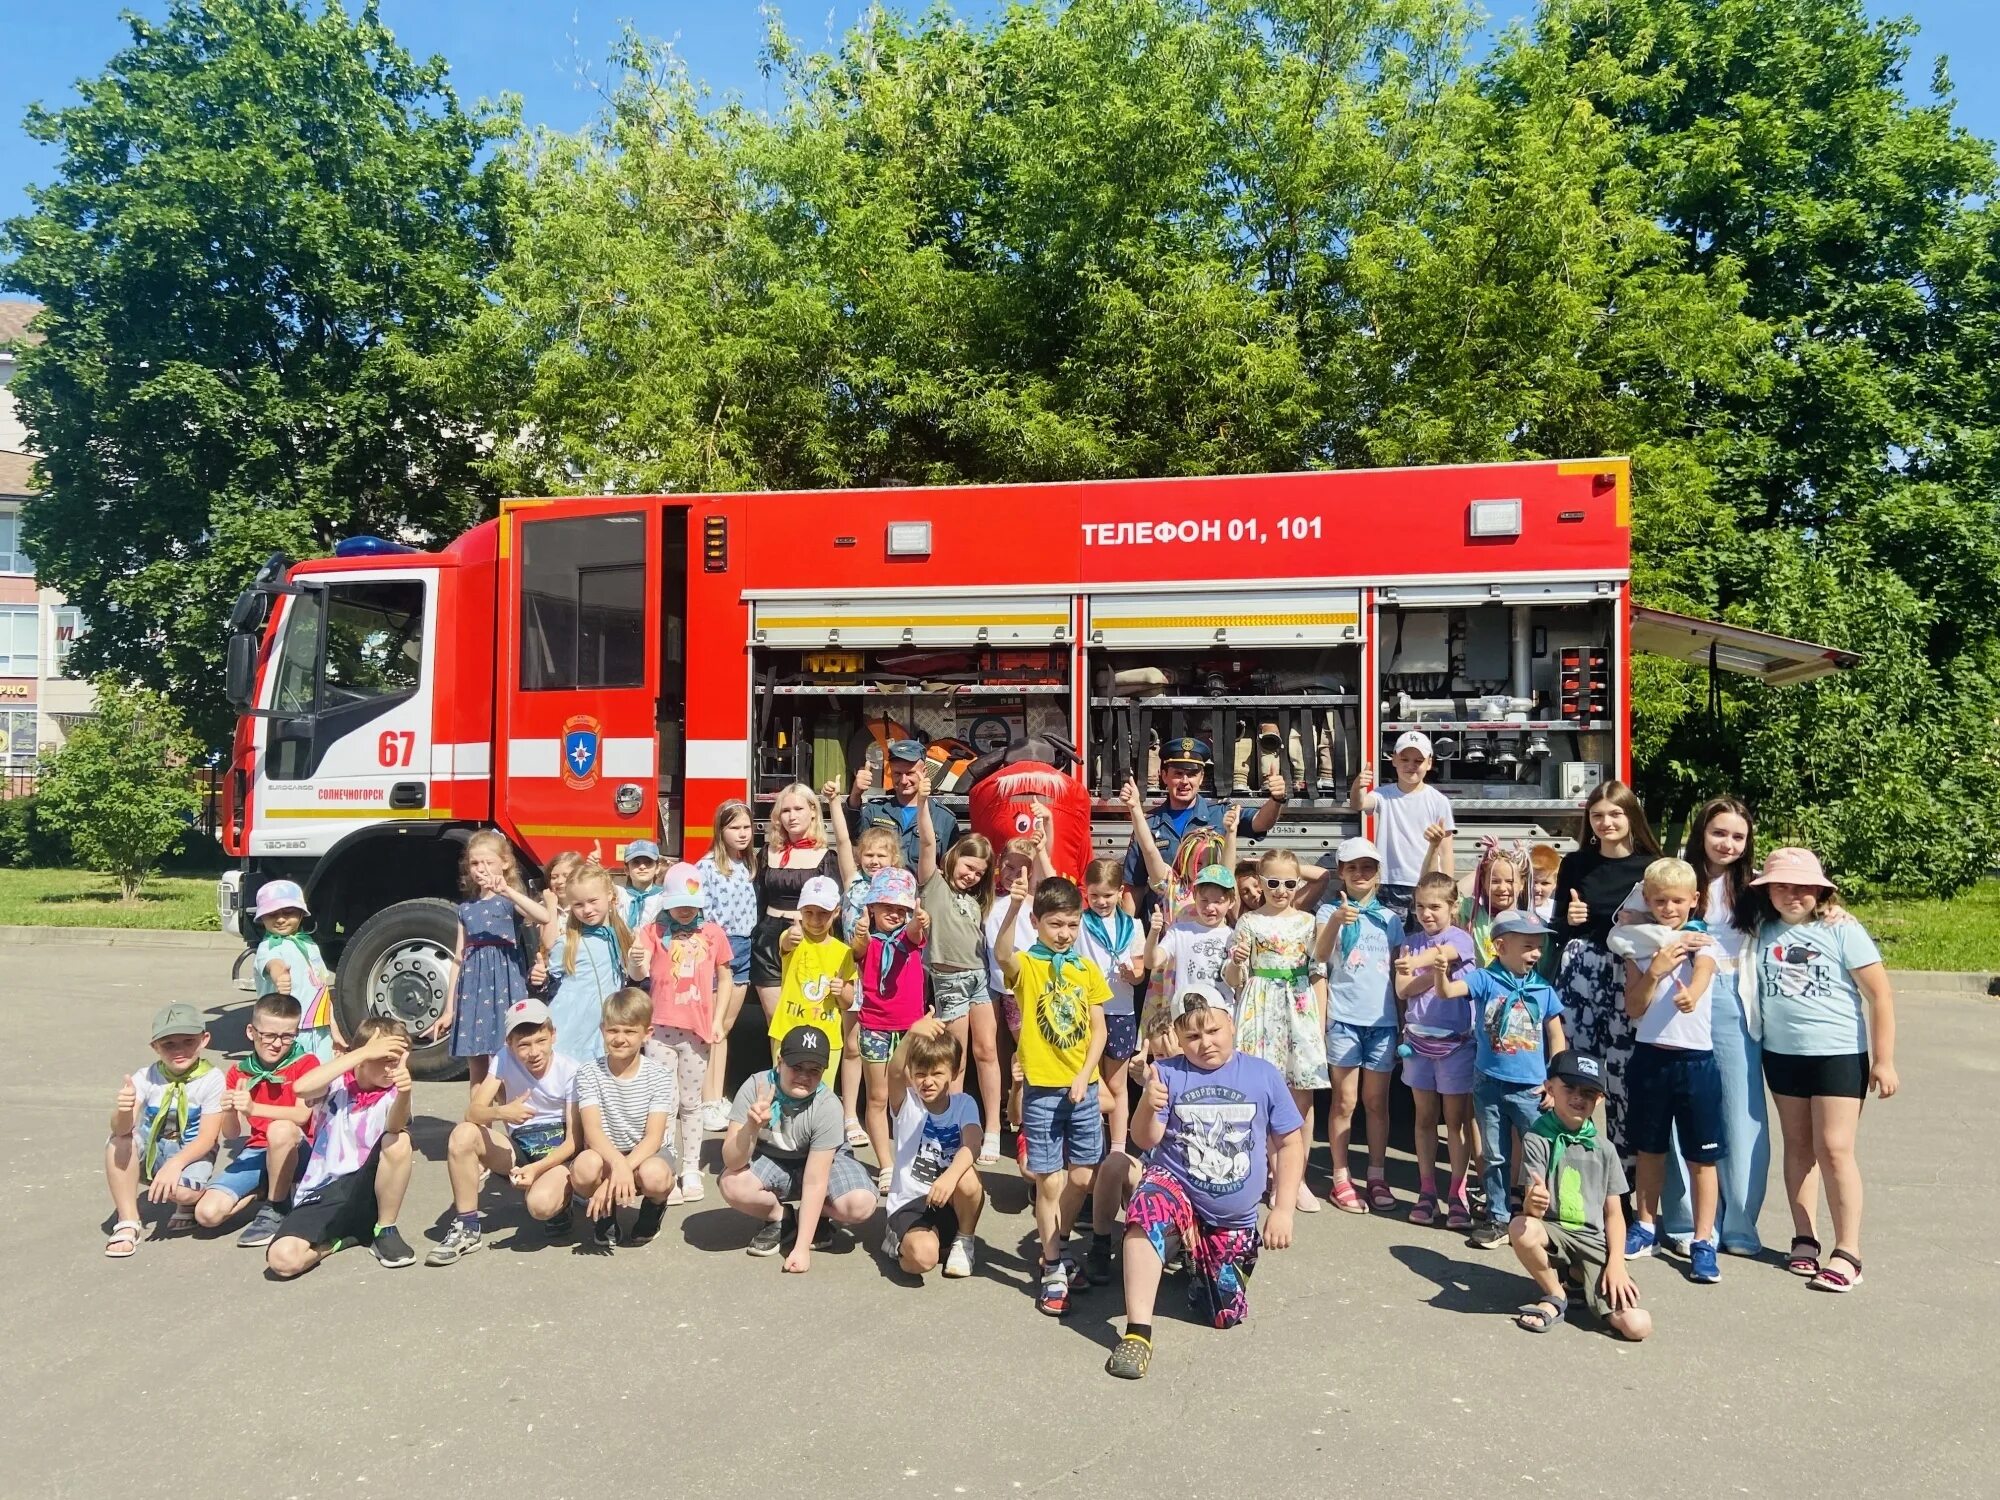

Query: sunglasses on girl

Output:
[1261, 877, 1301, 891]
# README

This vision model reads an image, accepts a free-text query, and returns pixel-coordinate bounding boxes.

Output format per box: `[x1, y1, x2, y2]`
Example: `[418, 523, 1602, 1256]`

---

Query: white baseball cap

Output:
[1393, 730, 1434, 758]
[658, 861, 705, 909]
[1336, 835, 1381, 865]
[798, 875, 842, 912]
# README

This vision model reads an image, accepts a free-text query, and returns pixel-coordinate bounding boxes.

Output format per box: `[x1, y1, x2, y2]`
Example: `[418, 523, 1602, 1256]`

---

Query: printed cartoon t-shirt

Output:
[1012, 951, 1111, 1088]
[1466, 966, 1565, 1086]
[768, 934, 859, 1058]
[1151, 1052, 1303, 1228]
[1758, 918, 1883, 1056]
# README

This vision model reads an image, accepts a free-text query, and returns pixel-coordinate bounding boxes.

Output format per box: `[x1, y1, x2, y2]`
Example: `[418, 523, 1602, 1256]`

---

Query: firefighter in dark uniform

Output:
[1121, 737, 1288, 922]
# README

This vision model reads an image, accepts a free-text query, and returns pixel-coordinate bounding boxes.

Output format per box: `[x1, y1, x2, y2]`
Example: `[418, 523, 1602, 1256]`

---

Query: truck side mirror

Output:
[225, 633, 258, 708]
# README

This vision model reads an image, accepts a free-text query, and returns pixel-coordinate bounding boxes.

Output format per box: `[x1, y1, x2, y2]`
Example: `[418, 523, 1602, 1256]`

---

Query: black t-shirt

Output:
[1551, 847, 1655, 947]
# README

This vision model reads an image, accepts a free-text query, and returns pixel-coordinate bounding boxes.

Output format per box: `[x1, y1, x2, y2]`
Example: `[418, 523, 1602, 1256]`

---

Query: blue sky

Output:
[0, 1, 1992, 236]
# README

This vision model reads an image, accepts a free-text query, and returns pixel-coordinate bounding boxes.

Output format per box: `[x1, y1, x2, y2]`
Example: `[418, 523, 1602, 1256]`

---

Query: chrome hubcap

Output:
[368, 938, 453, 1033]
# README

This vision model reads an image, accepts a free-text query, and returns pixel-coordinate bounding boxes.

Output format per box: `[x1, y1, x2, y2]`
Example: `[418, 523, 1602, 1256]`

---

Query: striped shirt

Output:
[574, 1054, 675, 1153]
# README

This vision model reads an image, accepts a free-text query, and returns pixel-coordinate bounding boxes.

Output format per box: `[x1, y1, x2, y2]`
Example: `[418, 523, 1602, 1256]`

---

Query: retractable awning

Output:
[1630, 606, 1860, 686]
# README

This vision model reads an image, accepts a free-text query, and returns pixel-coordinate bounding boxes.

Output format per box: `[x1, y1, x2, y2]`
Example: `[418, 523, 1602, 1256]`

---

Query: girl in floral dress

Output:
[1224, 848, 1329, 1205]
[435, 829, 550, 1089]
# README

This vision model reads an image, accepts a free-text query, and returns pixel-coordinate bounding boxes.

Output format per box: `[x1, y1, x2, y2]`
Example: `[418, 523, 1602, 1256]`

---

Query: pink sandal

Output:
[1367, 1177, 1397, 1213]
[1408, 1193, 1438, 1227]
[1329, 1177, 1368, 1214]
[1445, 1198, 1474, 1231]
[1808, 1249, 1862, 1293]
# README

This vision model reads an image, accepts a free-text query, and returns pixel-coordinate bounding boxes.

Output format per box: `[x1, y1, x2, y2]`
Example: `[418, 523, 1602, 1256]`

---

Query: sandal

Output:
[104, 1219, 142, 1259]
[166, 1206, 196, 1235]
[1515, 1294, 1568, 1333]
[1786, 1236, 1822, 1278]
[1367, 1177, 1397, 1213]
[1408, 1193, 1438, 1227]
[1445, 1198, 1474, 1232]
[976, 1147, 1001, 1167]
[844, 1118, 870, 1150]
[1808, 1249, 1863, 1293]
[1293, 1180, 1322, 1214]
[1328, 1177, 1368, 1214]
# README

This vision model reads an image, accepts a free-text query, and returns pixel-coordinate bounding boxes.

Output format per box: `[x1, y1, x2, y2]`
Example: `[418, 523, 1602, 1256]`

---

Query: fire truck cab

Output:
[221, 459, 1853, 1074]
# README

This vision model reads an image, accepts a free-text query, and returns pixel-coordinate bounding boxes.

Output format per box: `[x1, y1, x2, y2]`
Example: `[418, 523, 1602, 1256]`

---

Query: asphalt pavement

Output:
[4, 939, 1994, 1498]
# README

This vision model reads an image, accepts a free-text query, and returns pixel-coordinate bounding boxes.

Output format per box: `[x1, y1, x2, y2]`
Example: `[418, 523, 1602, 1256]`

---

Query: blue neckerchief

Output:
[1480, 960, 1543, 1048]
[766, 1067, 824, 1127]
[655, 909, 702, 937]
[1336, 896, 1393, 960]
[1028, 940, 1086, 985]
[1083, 909, 1136, 969]
[873, 921, 916, 988]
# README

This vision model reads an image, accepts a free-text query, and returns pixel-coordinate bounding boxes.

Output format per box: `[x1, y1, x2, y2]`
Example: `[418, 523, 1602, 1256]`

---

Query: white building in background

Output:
[0, 299, 92, 774]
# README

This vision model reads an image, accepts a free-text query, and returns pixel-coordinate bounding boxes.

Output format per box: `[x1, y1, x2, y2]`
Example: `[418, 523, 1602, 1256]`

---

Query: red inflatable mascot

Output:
[964, 736, 1092, 883]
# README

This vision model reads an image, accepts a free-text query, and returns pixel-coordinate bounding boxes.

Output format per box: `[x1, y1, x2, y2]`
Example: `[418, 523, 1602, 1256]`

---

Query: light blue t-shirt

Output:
[1757, 918, 1883, 1056]
[1319, 901, 1404, 1028]
[1467, 965, 1565, 1086]
[1152, 1052, 1304, 1229]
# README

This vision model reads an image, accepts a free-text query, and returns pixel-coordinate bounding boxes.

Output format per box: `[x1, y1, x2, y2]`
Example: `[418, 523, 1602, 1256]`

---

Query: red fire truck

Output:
[219, 458, 1852, 1072]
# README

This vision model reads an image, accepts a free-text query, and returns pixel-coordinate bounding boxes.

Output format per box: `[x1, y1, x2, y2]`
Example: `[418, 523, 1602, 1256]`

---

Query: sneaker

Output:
[812, 1215, 836, 1251]
[1466, 1218, 1510, 1251]
[1689, 1238, 1721, 1284]
[1104, 1333, 1152, 1380]
[880, 1225, 902, 1262]
[678, 1172, 705, 1203]
[1625, 1221, 1658, 1259]
[1660, 1231, 1692, 1258]
[371, 1225, 416, 1268]
[544, 1207, 573, 1238]
[1085, 1233, 1114, 1289]
[593, 1213, 618, 1247]
[629, 1199, 667, 1245]
[702, 1098, 729, 1132]
[747, 1212, 786, 1257]
[944, 1233, 975, 1278]
[1037, 1260, 1070, 1317]
[236, 1202, 286, 1249]
[424, 1220, 482, 1266]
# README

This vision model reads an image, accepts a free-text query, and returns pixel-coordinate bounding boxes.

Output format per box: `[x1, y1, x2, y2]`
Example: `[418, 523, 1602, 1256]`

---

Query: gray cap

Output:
[1170, 983, 1230, 1021]
[150, 1002, 206, 1041]
[1490, 909, 1552, 939]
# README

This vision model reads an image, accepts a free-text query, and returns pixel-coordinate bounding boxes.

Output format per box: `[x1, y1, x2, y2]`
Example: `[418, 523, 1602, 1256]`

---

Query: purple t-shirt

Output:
[1402, 925, 1478, 1038]
[1151, 1052, 1304, 1229]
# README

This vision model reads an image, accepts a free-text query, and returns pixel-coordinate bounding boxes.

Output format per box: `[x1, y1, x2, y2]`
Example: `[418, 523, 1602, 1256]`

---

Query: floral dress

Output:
[451, 895, 531, 1059]
[546, 922, 625, 1063]
[1231, 908, 1327, 1089]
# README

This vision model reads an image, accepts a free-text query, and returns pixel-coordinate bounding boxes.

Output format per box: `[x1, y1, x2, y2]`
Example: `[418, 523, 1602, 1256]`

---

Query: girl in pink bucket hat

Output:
[1748, 846, 1899, 1294]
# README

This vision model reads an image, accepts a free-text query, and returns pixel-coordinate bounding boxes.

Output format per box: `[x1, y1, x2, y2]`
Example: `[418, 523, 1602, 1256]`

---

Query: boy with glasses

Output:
[194, 994, 318, 1247]
[1506, 1050, 1651, 1340]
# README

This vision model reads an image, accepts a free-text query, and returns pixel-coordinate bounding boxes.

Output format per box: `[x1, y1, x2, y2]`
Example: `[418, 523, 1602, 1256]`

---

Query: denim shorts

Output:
[208, 1146, 270, 1202]
[1326, 1020, 1397, 1072]
[930, 968, 988, 1023]
[1021, 1083, 1105, 1175]
[726, 942, 752, 987]
[859, 1026, 905, 1064]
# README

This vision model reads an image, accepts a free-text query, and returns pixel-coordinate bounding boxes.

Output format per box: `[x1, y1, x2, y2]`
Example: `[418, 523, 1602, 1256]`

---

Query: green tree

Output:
[1, 0, 516, 744]
[36, 677, 204, 901]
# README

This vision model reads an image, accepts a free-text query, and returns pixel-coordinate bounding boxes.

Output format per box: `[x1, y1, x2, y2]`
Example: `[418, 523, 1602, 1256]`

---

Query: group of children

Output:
[103, 736, 1898, 1379]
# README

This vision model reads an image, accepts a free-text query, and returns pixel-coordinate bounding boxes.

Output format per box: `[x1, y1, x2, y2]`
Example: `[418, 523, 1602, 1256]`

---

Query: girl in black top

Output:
[1551, 780, 1661, 1172]
[750, 784, 841, 1013]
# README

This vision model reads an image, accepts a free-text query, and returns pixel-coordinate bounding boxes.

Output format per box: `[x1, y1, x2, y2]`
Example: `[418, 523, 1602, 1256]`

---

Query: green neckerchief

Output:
[236, 1041, 305, 1089]
[143, 1058, 214, 1176]
[1028, 940, 1087, 986]
[1528, 1109, 1599, 1230]
[264, 930, 323, 980]
[1336, 896, 1392, 960]
[765, 1068, 825, 1128]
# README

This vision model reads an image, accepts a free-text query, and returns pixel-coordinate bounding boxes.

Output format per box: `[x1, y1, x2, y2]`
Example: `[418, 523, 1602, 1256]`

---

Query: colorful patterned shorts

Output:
[1127, 1167, 1261, 1330]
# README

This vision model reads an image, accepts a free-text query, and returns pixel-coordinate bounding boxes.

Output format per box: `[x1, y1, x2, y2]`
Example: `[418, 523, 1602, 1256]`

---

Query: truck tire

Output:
[335, 898, 465, 1082]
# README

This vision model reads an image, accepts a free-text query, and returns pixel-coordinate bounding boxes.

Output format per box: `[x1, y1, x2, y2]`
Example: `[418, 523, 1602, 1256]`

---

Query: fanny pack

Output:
[1403, 1031, 1471, 1060]
[511, 1120, 566, 1162]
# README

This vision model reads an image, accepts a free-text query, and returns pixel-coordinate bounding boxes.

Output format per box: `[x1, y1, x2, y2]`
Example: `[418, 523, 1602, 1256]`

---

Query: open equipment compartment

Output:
[1083, 587, 1366, 841]
[1375, 579, 1619, 821]
[745, 593, 1076, 807]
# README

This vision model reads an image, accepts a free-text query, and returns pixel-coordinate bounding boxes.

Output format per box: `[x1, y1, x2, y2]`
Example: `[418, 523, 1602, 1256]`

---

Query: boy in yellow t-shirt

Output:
[995, 874, 1108, 1318]
[768, 877, 858, 1065]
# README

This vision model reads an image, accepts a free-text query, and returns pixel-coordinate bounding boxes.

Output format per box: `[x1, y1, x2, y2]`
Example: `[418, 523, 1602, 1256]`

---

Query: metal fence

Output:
[0, 763, 225, 840]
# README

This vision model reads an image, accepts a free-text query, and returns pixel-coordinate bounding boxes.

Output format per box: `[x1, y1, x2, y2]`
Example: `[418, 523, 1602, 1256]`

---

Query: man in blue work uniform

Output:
[844, 738, 958, 867]
[1122, 738, 1288, 922]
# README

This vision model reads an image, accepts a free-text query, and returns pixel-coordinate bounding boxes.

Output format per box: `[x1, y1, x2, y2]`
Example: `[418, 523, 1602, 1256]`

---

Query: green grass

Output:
[1849, 879, 2000, 973]
[0, 867, 220, 930]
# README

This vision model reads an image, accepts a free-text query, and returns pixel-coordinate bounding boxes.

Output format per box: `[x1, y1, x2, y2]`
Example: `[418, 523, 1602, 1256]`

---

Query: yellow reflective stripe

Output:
[1557, 458, 1630, 527]
[516, 824, 652, 839]
[1099, 612, 1358, 629]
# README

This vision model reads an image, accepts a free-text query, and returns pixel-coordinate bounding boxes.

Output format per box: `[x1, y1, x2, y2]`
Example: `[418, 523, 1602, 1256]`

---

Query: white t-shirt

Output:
[1372, 783, 1455, 887]
[130, 1062, 227, 1161]
[494, 1049, 578, 1130]
[887, 1086, 981, 1213]
[983, 901, 1037, 998]
[1633, 928, 1712, 1050]
[1077, 911, 1145, 1017]
[1703, 876, 1747, 968]
[1150, 918, 1237, 1018]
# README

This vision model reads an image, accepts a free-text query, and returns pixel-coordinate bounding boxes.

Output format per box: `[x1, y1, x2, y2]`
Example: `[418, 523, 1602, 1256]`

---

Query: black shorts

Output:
[885, 1198, 959, 1248]
[276, 1141, 383, 1249]
[1763, 1048, 1869, 1100]
[1626, 1044, 1727, 1162]
[750, 915, 789, 989]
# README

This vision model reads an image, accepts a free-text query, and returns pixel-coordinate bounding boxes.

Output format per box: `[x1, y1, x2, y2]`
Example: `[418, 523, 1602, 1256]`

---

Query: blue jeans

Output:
[1474, 1074, 1545, 1223]
[1659, 969, 1769, 1252]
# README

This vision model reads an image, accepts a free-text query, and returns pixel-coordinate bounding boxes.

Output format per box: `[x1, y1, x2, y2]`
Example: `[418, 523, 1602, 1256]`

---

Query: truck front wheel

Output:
[335, 898, 465, 1081]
